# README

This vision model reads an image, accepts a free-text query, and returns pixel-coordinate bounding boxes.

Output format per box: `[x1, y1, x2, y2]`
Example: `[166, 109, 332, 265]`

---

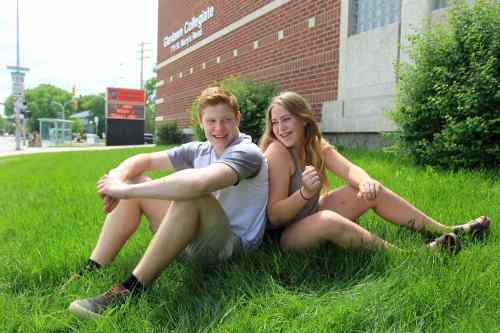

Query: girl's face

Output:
[270, 104, 305, 148]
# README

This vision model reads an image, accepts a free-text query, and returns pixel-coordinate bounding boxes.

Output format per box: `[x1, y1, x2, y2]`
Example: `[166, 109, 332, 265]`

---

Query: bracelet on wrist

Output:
[299, 187, 312, 201]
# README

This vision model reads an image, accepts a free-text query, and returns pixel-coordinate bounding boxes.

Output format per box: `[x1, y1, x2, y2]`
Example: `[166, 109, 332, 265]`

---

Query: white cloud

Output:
[0, 0, 158, 116]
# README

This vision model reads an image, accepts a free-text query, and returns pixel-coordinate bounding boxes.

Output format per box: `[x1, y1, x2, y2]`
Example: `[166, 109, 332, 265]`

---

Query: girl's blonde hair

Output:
[259, 92, 331, 192]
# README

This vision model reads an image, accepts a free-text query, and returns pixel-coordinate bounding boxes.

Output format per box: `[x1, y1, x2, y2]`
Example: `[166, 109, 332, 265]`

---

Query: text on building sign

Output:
[163, 6, 215, 51]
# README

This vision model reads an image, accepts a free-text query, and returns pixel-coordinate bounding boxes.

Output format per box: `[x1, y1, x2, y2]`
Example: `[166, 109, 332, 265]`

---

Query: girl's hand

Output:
[300, 165, 322, 199]
[357, 179, 381, 201]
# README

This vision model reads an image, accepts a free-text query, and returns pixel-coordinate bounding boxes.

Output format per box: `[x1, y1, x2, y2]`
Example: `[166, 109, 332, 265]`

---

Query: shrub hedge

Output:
[157, 121, 183, 145]
[190, 77, 279, 143]
[392, 0, 499, 169]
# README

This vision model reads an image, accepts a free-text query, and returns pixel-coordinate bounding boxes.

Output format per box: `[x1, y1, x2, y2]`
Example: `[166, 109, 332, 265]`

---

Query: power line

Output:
[137, 42, 151, 90]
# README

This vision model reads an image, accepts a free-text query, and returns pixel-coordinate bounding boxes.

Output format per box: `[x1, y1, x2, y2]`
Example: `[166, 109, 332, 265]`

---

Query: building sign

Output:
[11, 71, 25, 97]
[105, 87, 145, 120]
[163, 6, 215, 52]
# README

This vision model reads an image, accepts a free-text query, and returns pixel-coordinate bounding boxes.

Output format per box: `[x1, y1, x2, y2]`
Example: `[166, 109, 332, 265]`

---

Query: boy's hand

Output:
[102, 195, 120, 214]
[97, 175, 129, 200]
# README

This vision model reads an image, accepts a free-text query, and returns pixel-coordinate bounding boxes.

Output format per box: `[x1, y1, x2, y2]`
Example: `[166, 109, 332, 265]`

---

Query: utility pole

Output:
[7, 0, 29, 151]
[137, 42, 151, 90]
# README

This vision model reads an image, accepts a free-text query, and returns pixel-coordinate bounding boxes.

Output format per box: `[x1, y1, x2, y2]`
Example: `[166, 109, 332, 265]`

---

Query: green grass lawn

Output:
[0, 147, 498, 332]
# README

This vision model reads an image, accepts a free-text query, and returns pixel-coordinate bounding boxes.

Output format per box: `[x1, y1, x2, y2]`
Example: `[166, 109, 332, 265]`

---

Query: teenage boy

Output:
[69, 87, 268, 319]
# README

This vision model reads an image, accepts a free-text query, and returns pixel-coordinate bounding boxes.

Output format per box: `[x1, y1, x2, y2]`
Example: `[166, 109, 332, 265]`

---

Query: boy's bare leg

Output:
[89, 198, 167, 266]
[89, 175, 168, 266]
[132, 194, 229, 284]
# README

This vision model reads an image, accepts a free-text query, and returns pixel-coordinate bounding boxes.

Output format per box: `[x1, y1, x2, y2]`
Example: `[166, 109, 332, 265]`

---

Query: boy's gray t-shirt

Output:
[166, 133, 268, 250]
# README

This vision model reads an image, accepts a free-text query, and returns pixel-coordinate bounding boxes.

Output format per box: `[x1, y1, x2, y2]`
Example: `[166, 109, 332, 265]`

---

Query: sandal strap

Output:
[469, 216, 490, 234]
[433, 233, 461, 255]
[453, 216, 490, 236]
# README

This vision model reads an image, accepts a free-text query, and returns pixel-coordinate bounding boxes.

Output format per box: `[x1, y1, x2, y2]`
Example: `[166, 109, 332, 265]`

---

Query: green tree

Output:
[144, 77, 156, 134]
[144, 77, 156, 106]
[71, 117, 84, 135]
[0, 115, 15, 135]
[4, 84, 74, 132]
[79, 94, 105, 137]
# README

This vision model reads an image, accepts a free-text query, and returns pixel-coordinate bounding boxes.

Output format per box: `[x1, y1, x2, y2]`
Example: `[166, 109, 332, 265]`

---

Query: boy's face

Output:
[201, 103, 240, 154]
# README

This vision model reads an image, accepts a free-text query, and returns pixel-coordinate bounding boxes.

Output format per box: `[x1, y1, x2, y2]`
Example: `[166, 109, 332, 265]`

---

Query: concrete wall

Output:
[320, 0, 451, 148]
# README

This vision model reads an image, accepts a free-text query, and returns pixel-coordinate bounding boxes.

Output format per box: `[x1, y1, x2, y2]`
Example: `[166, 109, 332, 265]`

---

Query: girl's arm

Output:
[323, 147, 381, 200]
[264, 142, 314, 226]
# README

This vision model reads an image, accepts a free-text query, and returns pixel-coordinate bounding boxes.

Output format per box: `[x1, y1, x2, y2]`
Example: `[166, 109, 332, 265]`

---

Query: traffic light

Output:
[21, 101, 31, 118]
[72, 84, 76, 97]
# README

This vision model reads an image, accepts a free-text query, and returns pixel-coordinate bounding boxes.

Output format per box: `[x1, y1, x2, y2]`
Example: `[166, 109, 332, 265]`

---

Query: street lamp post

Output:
[50, 100, 72, 143]
[7, 0, 29, 151]
[94, 116, 99, 135]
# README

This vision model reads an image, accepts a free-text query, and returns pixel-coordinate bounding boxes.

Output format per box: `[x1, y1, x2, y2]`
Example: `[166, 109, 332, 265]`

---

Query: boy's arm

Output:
[108, 151, 176, 182]
[98, 163, 238, 201]
[99, 151, 176, 213]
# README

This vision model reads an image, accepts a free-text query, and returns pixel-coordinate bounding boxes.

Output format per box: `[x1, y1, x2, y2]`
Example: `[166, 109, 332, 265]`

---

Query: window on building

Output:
[350, 0, 401, 35]
[432, 0, 448, 10]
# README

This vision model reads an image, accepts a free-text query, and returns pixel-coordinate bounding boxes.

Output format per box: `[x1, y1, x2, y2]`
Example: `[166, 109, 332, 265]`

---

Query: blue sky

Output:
[0, 0, 158, 116]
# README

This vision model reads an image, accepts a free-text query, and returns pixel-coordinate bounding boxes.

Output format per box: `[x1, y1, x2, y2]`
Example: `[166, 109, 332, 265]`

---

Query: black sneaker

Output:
[59, 260, 103, 292]
[69, 284, 130, 319]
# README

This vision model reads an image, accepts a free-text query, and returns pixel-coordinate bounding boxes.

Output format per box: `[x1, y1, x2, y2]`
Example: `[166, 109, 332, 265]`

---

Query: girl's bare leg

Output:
[280, 210, 395, 251]
[319, 185, 452, 234]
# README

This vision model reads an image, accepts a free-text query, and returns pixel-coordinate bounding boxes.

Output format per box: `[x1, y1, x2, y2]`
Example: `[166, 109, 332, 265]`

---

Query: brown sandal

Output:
[428, 233, 461, 255]
[453, 216, 491, 239]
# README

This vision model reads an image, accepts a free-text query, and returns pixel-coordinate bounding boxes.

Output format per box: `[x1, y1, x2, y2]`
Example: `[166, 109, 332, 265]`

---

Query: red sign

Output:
[106, 87, 145, 120]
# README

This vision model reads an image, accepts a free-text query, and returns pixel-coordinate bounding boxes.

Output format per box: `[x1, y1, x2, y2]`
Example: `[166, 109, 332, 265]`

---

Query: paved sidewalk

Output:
[0, 143, 156, 158]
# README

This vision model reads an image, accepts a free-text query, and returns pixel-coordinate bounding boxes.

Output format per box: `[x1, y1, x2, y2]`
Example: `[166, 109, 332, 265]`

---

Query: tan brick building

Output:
[155, 0, 340, 134]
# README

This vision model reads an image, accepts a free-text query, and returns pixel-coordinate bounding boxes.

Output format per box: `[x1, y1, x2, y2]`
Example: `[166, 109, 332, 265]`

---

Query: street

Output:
[0, 135, 17, 154]
[0, 135, 155, 158]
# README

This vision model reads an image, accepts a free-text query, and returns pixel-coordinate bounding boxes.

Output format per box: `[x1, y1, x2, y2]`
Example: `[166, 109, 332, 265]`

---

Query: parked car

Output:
[144, 133, 154, 144]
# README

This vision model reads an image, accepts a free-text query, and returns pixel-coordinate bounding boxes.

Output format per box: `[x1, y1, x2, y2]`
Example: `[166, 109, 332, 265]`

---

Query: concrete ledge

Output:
[320, 96, 398, 133]
[323, 132, 394, 150]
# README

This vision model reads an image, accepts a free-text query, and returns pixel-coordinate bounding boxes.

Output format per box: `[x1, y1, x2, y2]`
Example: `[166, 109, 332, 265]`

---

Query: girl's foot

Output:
[453, 216, 491, 238]
[427, 233, 461, 255]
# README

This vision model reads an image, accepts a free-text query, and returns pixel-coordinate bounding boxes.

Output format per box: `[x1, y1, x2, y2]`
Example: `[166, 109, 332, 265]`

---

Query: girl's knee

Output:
[316, 211, 348, 232]
[374, 183, 388, 202]
[318, 211, 364, 244]
[279, 211, 346, 250]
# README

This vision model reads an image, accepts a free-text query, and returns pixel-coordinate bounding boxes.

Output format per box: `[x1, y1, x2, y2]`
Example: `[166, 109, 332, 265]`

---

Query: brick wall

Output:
[156, 0, 340, 129]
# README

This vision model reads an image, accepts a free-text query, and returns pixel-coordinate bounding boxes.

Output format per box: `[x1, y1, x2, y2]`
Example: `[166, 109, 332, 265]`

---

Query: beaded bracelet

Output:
[299, 187, 312, 201]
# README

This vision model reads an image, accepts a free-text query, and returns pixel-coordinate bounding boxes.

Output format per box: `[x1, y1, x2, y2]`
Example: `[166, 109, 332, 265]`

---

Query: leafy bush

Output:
[392, 0, 500, 169]
[71, 118, 84, 135]
[157, 121, 183, 144]
[190, 77, 279, 142]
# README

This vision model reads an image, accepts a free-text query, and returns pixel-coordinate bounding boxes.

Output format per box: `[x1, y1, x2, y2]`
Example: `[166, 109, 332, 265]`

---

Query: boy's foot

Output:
[453, 216, 491, 239]
[59, 259, 103, 291]
[427, 233, 461, 255]
[69, 284, 130, 319]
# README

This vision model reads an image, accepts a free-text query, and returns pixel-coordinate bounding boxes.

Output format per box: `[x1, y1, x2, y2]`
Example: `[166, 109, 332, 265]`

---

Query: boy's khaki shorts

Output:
[184, 220, 242, 265]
